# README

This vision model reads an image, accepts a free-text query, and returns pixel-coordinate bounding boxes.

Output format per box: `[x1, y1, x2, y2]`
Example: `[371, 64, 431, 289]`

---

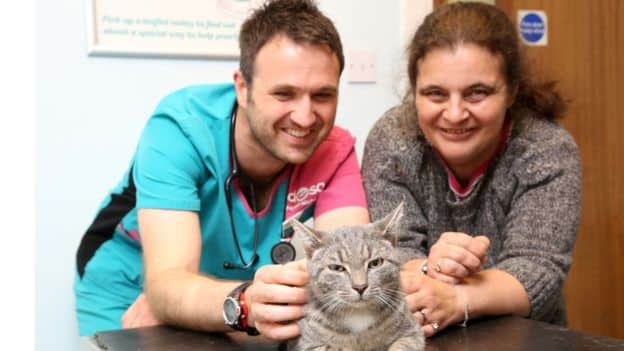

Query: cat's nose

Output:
[353, 284, 368, 295]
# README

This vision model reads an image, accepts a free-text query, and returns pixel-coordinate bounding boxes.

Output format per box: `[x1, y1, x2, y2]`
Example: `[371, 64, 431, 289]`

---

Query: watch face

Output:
[223, 296, 241, 325]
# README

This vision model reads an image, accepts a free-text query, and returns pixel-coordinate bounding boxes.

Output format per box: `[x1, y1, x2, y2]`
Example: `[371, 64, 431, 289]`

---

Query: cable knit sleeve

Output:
[362, 105, 429, 263]
[492, 120, 581, 321]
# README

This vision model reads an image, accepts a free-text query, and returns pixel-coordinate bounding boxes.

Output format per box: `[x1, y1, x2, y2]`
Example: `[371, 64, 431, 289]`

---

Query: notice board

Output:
[86, 0, 264, 58]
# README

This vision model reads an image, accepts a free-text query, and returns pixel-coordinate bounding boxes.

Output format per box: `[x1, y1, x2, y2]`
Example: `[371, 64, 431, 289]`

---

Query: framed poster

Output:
[86, 0, 264, 59]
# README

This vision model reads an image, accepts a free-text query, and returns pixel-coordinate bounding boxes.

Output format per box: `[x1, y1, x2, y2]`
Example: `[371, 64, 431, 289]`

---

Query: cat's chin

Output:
[344, 297, 377, 310]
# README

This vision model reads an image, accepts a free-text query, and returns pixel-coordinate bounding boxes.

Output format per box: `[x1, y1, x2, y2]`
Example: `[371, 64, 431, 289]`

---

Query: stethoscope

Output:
[223, 106, 296, 270]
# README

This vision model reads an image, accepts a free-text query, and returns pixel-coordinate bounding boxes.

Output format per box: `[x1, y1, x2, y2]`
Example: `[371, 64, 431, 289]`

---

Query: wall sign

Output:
[86, 0, 264, 59]
[517, 10, 548, 46]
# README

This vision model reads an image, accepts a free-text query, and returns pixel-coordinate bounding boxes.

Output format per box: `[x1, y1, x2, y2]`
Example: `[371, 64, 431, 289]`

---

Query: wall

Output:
[35, 1, 432, 349]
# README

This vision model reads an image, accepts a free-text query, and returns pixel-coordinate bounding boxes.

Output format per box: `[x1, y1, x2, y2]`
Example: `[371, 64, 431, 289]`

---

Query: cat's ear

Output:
[291, 219, 324, 258]
[373, 201, 404, 245]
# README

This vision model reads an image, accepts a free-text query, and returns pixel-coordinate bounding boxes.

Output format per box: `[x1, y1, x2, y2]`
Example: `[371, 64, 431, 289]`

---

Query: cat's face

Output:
[292, 203, 404, 311]
[308, 229, 400, 308]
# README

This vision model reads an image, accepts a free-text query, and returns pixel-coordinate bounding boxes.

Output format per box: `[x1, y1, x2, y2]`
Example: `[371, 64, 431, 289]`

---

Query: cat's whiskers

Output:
[372, 289, 401, 312]
[316, 294, 345, 314]
[374, 287, 419, 323]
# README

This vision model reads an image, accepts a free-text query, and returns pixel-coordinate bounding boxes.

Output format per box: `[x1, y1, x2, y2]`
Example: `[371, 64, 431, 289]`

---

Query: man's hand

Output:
[426, 232, 490, 284]
[245, 260, 309, 340]
[121, 293, 162, 329]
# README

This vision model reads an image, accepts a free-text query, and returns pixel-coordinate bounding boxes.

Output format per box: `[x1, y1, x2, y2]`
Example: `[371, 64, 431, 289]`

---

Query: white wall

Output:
[35, 1, 431, 349]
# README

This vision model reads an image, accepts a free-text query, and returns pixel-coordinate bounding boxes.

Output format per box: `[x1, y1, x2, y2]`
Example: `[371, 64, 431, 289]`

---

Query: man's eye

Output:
[313, 93, 334, 102]
[273, 91, 293, 99]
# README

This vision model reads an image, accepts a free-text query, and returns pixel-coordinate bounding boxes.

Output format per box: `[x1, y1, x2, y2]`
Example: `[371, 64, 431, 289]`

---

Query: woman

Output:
[362, 2, 581, 337]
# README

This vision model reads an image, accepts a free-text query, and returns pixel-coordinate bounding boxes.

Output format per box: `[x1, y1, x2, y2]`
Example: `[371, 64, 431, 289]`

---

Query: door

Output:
[500, 0, 624, 339]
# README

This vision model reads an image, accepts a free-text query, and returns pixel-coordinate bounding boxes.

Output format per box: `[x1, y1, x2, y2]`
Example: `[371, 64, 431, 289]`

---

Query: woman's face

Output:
[414, 44, 515, 180]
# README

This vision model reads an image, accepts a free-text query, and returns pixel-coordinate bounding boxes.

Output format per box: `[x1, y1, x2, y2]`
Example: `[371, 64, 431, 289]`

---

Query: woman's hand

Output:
[401, 270, 464, 337]
[427, 232, 490, 284]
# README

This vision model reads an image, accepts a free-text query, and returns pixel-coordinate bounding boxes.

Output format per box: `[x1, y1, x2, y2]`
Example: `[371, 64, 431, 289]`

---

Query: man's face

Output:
[235, 35, 340, 165]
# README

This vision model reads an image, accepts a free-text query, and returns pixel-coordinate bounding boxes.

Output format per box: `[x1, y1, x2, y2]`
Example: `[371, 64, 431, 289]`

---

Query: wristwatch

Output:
[223, 281, 260, 335]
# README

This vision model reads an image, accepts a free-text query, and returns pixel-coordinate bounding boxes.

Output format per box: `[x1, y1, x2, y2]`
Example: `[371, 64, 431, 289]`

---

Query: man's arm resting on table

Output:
[138, 208, 310, 340]
[139, 208, 241, 332]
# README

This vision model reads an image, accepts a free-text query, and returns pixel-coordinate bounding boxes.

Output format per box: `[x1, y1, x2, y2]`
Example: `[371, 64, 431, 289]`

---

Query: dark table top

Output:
[86, 316, 624, 351]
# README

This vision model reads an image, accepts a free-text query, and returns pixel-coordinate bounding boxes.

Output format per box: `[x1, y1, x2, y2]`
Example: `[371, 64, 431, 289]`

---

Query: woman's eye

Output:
[465, 89, 491, 102]
[421, 90, 446, 102]
[328, 264, 346, 272]
[368, 258, 384, 268]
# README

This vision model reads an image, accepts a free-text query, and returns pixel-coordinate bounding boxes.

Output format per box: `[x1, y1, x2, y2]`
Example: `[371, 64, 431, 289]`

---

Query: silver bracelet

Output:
[460, 297, 469, 327]
[454, 285, 470, 327]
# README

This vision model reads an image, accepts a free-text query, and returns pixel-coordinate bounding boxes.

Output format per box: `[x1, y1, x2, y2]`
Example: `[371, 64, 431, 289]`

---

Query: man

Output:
[74, 0, 369, 340]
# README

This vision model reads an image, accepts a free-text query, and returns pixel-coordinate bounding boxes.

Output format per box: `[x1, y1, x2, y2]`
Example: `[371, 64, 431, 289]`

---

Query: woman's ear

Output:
[507, 83, 519, 108]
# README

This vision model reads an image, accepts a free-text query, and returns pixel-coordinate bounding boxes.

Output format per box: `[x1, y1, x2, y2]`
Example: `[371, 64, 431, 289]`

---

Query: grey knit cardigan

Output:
[361, 103, 581, 325]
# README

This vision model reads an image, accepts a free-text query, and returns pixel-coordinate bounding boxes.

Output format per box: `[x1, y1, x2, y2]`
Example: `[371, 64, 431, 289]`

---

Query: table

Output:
[82, 316, 624, 350]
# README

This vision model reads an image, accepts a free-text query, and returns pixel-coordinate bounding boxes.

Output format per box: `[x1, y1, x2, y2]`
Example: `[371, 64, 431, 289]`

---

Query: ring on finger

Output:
[417, 310, 427, 321]
[434, 260, 442, 273]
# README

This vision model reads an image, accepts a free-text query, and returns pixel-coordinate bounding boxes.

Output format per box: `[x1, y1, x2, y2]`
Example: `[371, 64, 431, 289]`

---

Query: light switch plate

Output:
[347, 50, 377, 83]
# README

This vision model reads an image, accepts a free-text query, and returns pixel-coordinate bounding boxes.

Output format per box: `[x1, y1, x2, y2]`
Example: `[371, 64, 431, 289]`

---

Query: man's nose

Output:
[289, 96, 315, 128]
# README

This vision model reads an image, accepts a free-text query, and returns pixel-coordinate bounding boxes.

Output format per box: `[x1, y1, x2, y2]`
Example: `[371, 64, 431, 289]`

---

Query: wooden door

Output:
[433, 0, 624, 339]
[501, 0, 624, 339]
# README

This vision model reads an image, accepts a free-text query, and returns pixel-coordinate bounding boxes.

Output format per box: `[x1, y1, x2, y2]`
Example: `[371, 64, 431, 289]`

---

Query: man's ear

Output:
[233, 70, 249, 109]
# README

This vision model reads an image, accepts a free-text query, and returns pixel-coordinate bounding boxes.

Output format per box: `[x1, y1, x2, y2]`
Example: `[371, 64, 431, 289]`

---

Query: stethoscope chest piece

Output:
[271, 240, 296, 264]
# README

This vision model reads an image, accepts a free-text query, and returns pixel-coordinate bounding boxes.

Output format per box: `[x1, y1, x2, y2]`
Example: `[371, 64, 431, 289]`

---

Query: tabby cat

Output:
[288, 204, 425, 351]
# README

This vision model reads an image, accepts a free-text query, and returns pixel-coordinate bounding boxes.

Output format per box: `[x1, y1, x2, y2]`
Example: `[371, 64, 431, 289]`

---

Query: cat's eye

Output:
[328, 264, 346, 272]
[368, 258, 384, 269]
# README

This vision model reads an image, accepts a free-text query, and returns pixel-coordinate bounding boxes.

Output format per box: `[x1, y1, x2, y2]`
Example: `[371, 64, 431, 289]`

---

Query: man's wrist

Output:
[222, 281, 259, 336]
[239, 288, 260, 335]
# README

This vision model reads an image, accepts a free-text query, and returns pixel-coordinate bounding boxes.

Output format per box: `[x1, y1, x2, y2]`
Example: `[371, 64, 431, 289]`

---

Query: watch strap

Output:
[239, 289, 260, 336]
[225, 281, 259, 335]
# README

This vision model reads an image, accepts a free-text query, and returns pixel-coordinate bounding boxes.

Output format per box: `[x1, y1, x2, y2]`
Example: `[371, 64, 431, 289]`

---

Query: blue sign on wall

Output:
[517, 10, 548, 46]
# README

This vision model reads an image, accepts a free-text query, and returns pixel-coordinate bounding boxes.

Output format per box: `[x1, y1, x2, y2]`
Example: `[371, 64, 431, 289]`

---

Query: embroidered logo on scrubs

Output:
[286, 182, 325, 212]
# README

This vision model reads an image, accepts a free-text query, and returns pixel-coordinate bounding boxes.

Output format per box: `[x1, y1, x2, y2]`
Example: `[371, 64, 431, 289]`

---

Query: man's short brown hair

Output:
[239, 0, 344, 84]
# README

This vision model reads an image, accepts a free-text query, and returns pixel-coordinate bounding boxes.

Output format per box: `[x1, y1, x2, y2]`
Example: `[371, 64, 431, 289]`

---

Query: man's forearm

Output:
[145, 268, 242, 332]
